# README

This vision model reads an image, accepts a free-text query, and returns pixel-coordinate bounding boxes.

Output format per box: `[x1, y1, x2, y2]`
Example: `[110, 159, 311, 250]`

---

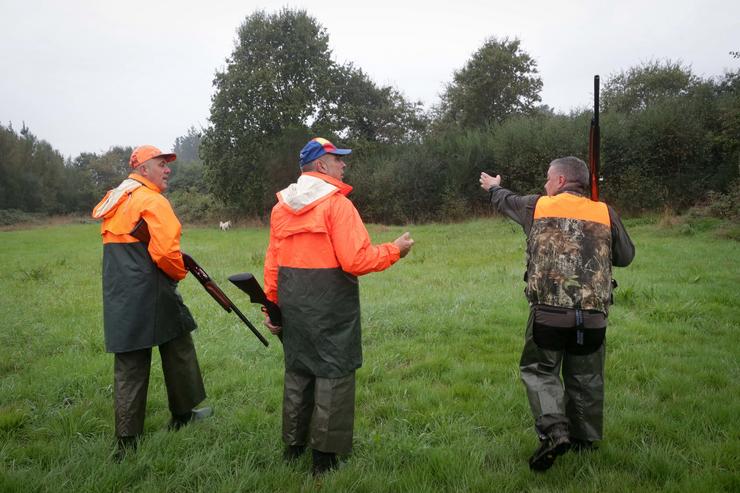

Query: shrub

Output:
[0, 209, 41, 226]
[168, 190, 235, 224]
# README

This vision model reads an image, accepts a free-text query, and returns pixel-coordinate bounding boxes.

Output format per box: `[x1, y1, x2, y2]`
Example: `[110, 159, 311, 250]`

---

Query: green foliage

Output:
[167, 159, 204, 192]
[438, 37, 542, 128]
[201, 8, 334, 214]
[201, 8, 427, 216]
[363, 147, 446, 223]
[602, 60, 697, 113]
[687, 180, 740, 221]
[349, 114, 587, 223]
[1, 221, 738, 491]
[172, 126, 202, 162]
[314, 63, 429, 144]
[0, 123, 65, 213]
[490, 113, 590, 194]
[600, 68, 739, 212]
[84, 147, 131, 196]
[167, 190, 236, 224]
[0, 209, 42, 226]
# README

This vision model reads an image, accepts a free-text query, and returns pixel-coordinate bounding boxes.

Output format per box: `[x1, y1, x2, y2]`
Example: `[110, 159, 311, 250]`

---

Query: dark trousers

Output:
[114, 332, 206, 438]
[282, 370, 355, 455]
[519, 310, 606, 442]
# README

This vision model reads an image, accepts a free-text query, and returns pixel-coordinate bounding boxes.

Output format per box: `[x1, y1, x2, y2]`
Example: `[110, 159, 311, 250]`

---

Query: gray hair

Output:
[301, 161, 318, 172]
[549, 156, 589, 192]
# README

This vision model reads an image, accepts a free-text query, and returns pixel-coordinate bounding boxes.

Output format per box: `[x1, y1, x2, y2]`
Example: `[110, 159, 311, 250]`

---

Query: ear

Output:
[557, 174, 567, 188]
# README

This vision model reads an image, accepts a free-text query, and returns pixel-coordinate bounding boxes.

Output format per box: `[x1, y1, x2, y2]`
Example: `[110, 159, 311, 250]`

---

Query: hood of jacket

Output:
[92, 174, 159, 219]
[276, 171, 352, 215]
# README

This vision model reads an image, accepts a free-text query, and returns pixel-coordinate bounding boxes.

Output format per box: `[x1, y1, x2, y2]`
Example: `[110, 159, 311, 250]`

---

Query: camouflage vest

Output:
[526, 193, 612, 313]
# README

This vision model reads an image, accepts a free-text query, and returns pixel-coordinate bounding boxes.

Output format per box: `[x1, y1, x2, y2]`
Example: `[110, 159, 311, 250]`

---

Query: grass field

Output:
[1, 217, 738, 492]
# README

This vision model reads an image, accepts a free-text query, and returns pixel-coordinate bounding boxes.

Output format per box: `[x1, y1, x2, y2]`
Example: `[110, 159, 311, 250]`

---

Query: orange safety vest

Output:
[526, 193, 613, 313]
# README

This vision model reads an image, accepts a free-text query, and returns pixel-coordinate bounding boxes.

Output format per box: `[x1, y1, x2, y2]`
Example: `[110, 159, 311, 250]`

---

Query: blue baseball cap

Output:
[299, 137, 352, 167]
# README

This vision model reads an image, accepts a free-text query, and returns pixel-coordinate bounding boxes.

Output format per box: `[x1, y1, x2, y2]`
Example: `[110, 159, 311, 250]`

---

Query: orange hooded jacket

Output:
[264, 171, 401, 377]
[92, 173, 195, 353]
[92, 173, 186, 280]
[264, 171, 400, 304]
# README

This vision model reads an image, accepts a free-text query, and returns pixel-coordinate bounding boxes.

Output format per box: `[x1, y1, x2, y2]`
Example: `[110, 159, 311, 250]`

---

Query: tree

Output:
[437, 37, 542, 128]
[86, 147, 132, 198]
[202, 8, 428, 215]
[201, 8, 334, 214]
[173, 126, 202, 162]
[313, 63, 428, 145]
[602, 60, 697, 113]
[169, 126, 204, 192]
[0, 122, 95, 213]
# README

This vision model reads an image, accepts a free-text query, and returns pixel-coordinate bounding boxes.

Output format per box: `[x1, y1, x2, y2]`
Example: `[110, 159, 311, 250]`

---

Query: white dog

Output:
[219, 220, 232, 231]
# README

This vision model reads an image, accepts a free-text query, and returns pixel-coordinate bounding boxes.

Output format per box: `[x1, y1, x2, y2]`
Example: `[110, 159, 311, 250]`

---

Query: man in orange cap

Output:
[93, 145, 211, 460]
[263, 137, 415, 475]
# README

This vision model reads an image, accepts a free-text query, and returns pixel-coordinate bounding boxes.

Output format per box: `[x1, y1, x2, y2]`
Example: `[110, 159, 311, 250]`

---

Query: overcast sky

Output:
[1, 0, 738, 159]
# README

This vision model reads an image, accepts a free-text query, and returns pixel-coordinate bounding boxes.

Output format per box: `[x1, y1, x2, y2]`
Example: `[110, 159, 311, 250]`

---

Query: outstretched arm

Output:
[480, 172, 539, 235]
[329, 196, 407, 276]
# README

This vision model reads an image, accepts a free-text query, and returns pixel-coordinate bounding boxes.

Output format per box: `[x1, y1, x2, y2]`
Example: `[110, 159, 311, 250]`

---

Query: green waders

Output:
[114, 332, 206, 438]
[282, 370, 356, 455]
[519, 309, 606, 442]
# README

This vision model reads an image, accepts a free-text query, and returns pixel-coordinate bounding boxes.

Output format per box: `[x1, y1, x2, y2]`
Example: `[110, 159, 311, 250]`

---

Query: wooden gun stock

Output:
[182, 254, 269, 347]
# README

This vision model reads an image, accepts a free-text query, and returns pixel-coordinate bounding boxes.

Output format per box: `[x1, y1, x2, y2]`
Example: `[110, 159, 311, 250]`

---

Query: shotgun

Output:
[130, 219, 269, 347]
[228, 273, 282, 326]
[588, 75, 601, 201]
[229, 273, 283, 342]
[183, 254, 269, 347]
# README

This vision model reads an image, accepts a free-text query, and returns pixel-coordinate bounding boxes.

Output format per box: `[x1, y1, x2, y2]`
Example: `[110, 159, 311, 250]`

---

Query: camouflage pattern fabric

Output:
[526, 218, 612, 313]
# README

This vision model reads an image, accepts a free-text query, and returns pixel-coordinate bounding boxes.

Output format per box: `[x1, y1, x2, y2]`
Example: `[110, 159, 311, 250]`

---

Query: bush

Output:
[0, 209, 42, 226]
[687, 181, 740, 221]
[168, 190, 235, 224]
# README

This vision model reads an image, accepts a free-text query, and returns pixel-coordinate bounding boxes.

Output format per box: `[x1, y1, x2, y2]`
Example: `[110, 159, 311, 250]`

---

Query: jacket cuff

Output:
[387, 242, 401, 263]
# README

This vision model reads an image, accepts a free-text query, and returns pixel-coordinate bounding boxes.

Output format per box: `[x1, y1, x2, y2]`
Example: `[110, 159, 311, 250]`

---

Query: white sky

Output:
[1, 0, 738, 159]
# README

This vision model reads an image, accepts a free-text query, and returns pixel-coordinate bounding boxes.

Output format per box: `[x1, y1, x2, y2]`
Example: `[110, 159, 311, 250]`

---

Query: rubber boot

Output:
[113, 435, 139, 462]
[169, 406, 213, 431]
[283, 445, 306, 463]
[529, 424, 570, 471]
[312, 449, 338, 476]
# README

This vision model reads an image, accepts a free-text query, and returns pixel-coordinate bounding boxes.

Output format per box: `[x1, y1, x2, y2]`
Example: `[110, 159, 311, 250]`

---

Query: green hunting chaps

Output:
[114, 332, 206, 438]
[519, 309, 606, 442]
[282, 370, 356, 455]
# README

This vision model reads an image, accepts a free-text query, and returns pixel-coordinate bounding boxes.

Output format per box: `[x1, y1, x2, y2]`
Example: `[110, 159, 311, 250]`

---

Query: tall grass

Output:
[1, 218, 738, 492]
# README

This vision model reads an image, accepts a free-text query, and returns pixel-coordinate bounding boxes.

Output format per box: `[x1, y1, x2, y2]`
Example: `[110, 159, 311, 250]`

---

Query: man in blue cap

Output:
[263, 137, 414, 475]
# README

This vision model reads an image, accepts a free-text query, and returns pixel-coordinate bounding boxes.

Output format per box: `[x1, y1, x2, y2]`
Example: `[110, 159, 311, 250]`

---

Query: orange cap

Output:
[129, 145, 176, 169]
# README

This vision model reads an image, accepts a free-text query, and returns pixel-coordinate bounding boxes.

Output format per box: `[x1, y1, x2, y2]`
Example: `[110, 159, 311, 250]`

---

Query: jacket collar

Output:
[128, 173, 162, 193]
[277, 172, 354, 214]
[302, 171, 353, 196]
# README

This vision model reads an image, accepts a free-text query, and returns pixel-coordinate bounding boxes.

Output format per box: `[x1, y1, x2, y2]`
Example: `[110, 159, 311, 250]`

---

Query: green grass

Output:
[1, 218, 738, 492]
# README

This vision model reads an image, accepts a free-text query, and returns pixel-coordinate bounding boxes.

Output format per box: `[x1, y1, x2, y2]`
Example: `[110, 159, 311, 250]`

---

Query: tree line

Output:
[1, 8, 737, 224]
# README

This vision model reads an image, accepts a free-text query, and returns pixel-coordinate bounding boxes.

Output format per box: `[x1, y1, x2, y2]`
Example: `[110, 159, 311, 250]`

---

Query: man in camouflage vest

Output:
[479, 157, 634, 471]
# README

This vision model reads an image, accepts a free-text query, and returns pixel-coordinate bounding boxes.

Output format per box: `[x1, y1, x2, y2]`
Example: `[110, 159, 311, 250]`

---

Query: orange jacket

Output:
[92, 173, 187, 280]
[264, 171, 400, 304]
